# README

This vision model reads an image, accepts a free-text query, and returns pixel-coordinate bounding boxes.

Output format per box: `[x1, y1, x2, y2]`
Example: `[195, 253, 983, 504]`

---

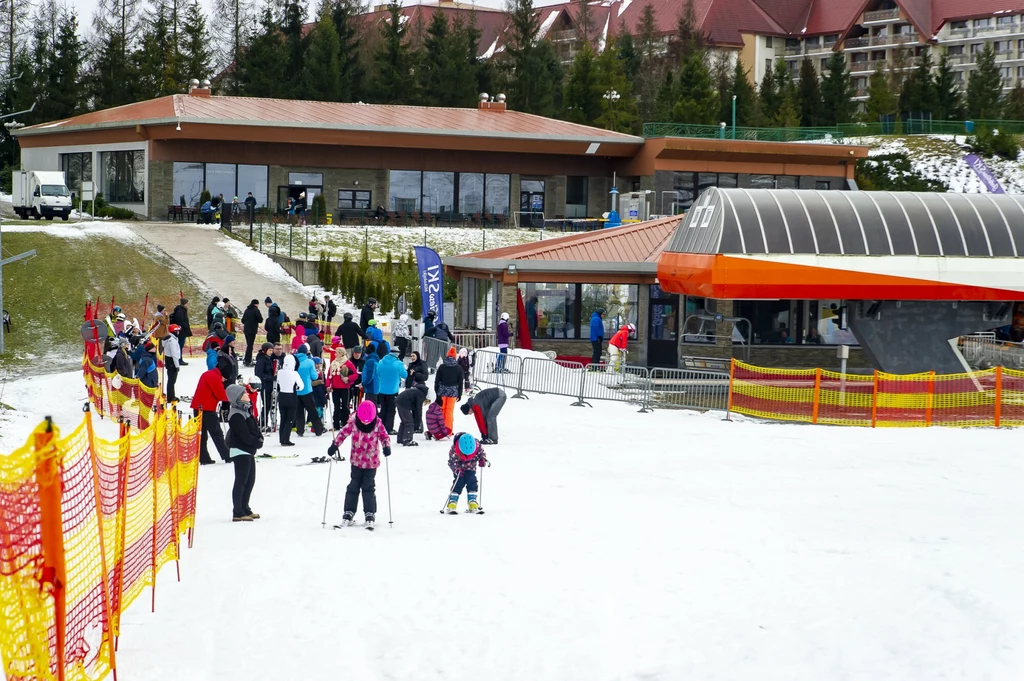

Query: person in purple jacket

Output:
[496, 311, 511, 372]
[328, 400, 391, 529]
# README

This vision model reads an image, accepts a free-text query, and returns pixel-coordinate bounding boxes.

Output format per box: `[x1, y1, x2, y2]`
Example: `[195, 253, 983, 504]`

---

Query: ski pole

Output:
[440, 470, 462, 513]
[384, 453, 394, 528]
[479, 465, 484, 510]
[321, 455, 334, 528]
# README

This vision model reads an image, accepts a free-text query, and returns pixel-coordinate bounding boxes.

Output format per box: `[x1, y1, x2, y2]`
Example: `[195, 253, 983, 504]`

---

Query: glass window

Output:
[824, 34, 837, 46]
[749, 174, 775, 189]
[288, 172, 323, 186]
[765, 36, 773, 48]
[338, 190, 371, 210]
[237, 165, 268, 207]
[697, 173, 718, 197]
[718, 173, 738, 189]
[565, 175, 588, 217]
[101, 150, 145, 203]
[423, 171, 455, 213]
[672, 171, 695, 212]
[681, 296, 717, 343]
[459, 173, 484, 214]
[172, 162, 204, 207]
[971, 43, 983, 54]
[733, 299, 860, 345]
[581, 284, 638, 339]
[949, 45, 964, 55]
[974, 18, 992, 28]
[389, 170, 421, 212]
[60, 152, 92, 196]
[805, 36, 820, 47]
[521, 180, 544, 193]
[951, 21, 967, 30]
[41, 184, 69, 197]
[776, 175, 798, 189]
[998, 16, 1014, 26]
[815, 180, 831, 190]
[519, 283, 577, 339]
[484, 174, 510, 216]
[205, 163, 236, 203]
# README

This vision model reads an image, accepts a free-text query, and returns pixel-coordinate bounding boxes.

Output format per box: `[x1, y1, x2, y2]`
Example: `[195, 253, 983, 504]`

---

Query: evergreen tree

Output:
[615, 25, 641, 83]
[771, 58, 800, 127]
[864, 62, 897, 122]
[671, 49, 716, 124]
[730, 59, 756, 127]
[303, 13, 342, 100]
[901, 48, 935, 117]
[135, 1, 181, 100]
[179, 0, 213, 83]
[575, 0, 592, 43]
[500, 0, 562, 117]
[371, 2, 415, 104]
[46, 8, 85, 120]
[711, 51, 732, 125]
[328, 0, 364, 102]
[654, 68, 675, 121]
[820, 50, 855, 124]
[417, 8, 477, 107]
[454, 12, 485, 107]
[633, 3, 663, 123]
[670, 0, 704, 62]
[564, 42, 601, 125]
[88, 0, 142, 108]
[235, 3, 286, 97]
[213, 0, 250, 93]
[797, 57, 822, 127]
[968, 43, 1003, 119]
[381, 251, 395, 314]
[1003, 81, 1024, 120]
[282, 0, 307, 95]
[934, 50, 964, 121]
[758, 63, 778, 123]
[595, 43, 639, 133]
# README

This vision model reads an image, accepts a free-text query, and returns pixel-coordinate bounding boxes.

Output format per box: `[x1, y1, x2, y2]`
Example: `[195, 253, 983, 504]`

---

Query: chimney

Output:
[477, 92, 507, 112]
[188, 78, 212, 97]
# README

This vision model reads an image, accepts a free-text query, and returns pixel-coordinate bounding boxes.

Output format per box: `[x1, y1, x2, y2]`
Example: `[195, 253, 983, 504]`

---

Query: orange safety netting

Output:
[729, 359, 1024, 427]
[0, 410, 200, 681]
[83, 355, 163, 431]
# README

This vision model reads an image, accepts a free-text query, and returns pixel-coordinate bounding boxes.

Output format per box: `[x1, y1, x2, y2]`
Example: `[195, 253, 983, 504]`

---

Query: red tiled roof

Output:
[930, 0, 1024, 33]
[455, 215, 683, 264]
[802, 0, 866, 35]
[18, 94, 643, 143]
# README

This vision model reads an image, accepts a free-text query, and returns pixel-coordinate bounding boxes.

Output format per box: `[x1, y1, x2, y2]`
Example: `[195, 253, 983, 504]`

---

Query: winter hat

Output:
[224, 334, 236, 345]
[368, 319, 378, 326]
[312, 357, 322, 365]
[331, 336, 341, 346]
[169, 324, 181, 334]
[376, 342, 388, 359]
[457, 433, 477, 458]
[226, 384, 250, 421]
[356, 400, 377, 424]
[261, 342, 274, 351]
[265, 297, 272, 304]
[351, 346, 362, 355]
[460, 403, 471, 415]
[298, 344, 310, 355]
[180, 298, 188, 305]
[250, 298, 259, 306]
[400, 314, 408, 321]
[367, 341, 377, 355]
[157, 304, 165, 312]
[216, 302, 225, 309]
[447, 346, 457, 358]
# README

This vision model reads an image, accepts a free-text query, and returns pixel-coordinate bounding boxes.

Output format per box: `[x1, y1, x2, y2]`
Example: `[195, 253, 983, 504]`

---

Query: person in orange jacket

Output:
[192, 366, 230, 464]
[607, 323, 635, 372]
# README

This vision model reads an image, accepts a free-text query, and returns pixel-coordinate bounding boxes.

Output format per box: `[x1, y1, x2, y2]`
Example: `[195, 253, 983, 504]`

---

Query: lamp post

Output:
[603, 89, 620, 131]
[731, 94, 737, 140]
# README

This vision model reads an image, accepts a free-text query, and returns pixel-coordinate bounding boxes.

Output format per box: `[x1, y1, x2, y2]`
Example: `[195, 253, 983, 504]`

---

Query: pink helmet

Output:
[356, 400, 377, 424]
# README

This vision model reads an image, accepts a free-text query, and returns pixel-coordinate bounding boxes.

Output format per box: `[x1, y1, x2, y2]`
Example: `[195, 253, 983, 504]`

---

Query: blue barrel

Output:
[966, 120, 975, 133]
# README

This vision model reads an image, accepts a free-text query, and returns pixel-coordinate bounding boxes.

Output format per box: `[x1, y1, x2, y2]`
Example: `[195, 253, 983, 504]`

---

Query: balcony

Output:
[849, 60, 881, 72]
[871, 33, 917, 47]
[785, 44, 803, 54]
[943, 23, 1024, 40]
[863, 8, 900, 23]
[946, 53, 970, 64]
[845, 37, 870, 48]
[854, 87, 868, 97]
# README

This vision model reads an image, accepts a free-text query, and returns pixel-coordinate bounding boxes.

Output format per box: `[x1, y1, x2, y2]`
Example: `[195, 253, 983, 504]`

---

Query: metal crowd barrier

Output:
[959, 333, 1024, 370]
[647, 367, 731, 411]
[453, 330, 497, 349]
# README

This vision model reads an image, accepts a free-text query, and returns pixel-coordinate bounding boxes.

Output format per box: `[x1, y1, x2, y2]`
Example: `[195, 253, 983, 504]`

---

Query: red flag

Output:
[516, 288, 532, 351]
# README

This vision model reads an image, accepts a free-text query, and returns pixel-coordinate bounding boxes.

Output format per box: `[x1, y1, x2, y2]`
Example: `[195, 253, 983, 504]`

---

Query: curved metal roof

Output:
[666, 188, 1024, 257]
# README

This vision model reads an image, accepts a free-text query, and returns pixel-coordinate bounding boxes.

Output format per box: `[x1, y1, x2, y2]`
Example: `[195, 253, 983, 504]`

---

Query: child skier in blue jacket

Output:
[446, 432, 489, 514]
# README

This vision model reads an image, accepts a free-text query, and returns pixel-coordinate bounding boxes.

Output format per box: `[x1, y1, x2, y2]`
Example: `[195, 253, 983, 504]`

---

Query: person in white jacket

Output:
[393, 314, 412, 360]
[163, 325, 182, 402]
[275, 354, 304, 446]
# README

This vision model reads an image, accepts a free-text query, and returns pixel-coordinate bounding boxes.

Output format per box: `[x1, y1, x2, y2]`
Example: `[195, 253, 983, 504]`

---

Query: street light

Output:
[603, 89, 621, 132]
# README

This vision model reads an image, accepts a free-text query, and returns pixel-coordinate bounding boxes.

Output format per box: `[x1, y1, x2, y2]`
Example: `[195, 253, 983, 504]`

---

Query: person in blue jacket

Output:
[293, 345, 324, 436]
[135, 341, 160, 389]
[365, 318, 384, 346]
[589, 308, 605, 369]
[361, 341, 381, 405]
[374, 341, 408, 433]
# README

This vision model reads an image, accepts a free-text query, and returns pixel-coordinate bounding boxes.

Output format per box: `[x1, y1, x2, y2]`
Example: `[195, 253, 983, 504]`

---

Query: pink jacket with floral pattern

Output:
[332, 417, 390, 469]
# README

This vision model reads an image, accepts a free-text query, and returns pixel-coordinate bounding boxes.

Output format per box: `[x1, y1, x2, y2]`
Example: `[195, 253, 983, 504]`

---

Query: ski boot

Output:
[339, 511, 355, 527]
[365, 512, 375, 531]
[446, 493, 459, 515]
[467, 493, 480, 514]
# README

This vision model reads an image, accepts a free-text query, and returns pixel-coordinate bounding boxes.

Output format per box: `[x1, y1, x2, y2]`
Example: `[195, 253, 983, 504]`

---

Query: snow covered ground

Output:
[852, 134, 1024, 193]
[3, 361, 1024, 681]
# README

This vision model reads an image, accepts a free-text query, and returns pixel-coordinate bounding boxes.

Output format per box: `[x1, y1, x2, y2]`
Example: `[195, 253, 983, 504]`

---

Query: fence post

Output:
[812, 368, 821, 424]
[150, 409, 159, 613]
[289, 224, 293, 258]
[925, 371, 935, 427]
[571, 361, 591, 407]
[85, 404, 119, 675]
[725, 358, 735, 421]
[511, 355, 528, 400]
[35, 418, 67, 681]
[995, 365, 1003, 428]
[637, 367, 652, 413]
[870, 370, 879, 428]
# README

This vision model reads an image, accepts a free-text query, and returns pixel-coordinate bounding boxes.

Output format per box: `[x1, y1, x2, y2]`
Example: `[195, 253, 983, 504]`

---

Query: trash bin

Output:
[966, 120, 975, 134]
[327, 213, 333, 225]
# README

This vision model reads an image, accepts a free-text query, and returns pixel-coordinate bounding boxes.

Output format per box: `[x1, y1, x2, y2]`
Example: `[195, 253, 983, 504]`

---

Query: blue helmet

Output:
[458, 433, 477, 458]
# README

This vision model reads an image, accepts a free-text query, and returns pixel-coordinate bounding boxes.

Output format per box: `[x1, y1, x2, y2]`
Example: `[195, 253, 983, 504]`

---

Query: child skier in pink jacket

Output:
[328, 400, 391, 529]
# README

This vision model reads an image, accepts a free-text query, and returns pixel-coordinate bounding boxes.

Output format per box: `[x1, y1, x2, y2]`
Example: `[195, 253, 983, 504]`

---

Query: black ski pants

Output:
[297, 393, 325, 436]
[453, 469, 478, 494]
[344, 466, 377, 515]
[396, 336, 409, 360]
[331, 388, 351, 430]
[165, 362, 179, 402]
[197, 409, 228, 463]
[397, 401, 414, 443]
[261, 385, 274, 429]
[277, 392, 298, 444]
[231, 454, 256, 518]
[379, 393, 398, 432]
[591, 340, 603, 367]
[243, 332, 257, 365]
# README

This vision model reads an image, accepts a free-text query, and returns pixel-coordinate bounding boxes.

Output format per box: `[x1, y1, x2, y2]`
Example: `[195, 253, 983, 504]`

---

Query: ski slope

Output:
[2, 362, 1024, 681]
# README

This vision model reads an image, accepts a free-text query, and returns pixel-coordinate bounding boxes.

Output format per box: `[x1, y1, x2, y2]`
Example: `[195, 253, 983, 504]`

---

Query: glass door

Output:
[648, 285, 679, 368]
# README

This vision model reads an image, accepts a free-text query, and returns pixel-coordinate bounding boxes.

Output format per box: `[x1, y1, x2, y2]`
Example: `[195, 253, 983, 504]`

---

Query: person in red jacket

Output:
[193, 366, 230, 464]
[607, 323, 635, 373]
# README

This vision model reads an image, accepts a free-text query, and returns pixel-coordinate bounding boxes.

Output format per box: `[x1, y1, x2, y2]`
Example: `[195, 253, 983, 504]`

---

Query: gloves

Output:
[383, 446, 391, 457]
[327, 444, 339, 458]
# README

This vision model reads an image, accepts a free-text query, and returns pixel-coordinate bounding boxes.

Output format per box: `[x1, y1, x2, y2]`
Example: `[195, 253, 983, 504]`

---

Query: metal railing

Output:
[959, 333, 1024, 370]
[643, 122, 846, 143]
[863, 8, 900, 22]
[453, 330, 497, 349]
[471, 349, 731, 413]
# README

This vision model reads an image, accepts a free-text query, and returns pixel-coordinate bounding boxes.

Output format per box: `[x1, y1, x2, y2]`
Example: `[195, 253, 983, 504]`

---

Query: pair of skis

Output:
[441, 507, 486, 515]
[332, 520, 375, 531]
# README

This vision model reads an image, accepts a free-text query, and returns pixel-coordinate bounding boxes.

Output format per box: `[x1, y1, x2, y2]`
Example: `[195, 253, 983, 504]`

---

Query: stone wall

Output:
[148, 160, 174, 219]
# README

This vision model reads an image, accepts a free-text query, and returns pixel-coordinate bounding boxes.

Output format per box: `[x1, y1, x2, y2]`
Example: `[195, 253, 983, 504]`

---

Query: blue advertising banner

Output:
[414, 246, 444, 323]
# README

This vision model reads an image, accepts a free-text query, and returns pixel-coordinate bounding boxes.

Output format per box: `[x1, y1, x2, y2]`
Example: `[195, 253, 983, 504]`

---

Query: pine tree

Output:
[968, 43, 1004, 119]
[901, 48, 935, 117]
[235, 3, 286, 97]
[450, 12, 483, 107]
[382, 251, 395, 314]
[328, 0, 364, 102]
[564, 42, 601, 125]
[820, 50, 855, 124]
[771, 58, 800, 127]
[864, 62, 897, 122]
[500, 0, 562, 117]
[633, 3, 663, 123]
[671, 49, 717, 124]
[712, 51, 733, 125]
[47, 8, 85, 120]
[730, 59, 756, 127]
[758, 63, 778, 123]
[670, 0, 704, 62]
[303, 12, 342, 100]
[135, 0, 181, 100]
[213, 0, 250, 93]
[88, 0, 142, 109]
[575, 0, 592, 43]
[282, 0, 307, 96]
[179, 0, 212, 83]
[417, 8, 477, 107]
[371, 2, 415, 104]
[595, 43, 639, 133]
[654, 69, 675, 121]
[1003, 81, 1024, 119]
[797, 57, 822, 127]
[934, 50, 964, 121]
[887, 45, 911, 101]
[616, 24, 641, 83]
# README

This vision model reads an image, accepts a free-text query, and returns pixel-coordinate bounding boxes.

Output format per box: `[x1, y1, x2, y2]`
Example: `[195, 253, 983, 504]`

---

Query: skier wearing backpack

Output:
[328, 400, 391, 530]
[445, 432, 488, 514]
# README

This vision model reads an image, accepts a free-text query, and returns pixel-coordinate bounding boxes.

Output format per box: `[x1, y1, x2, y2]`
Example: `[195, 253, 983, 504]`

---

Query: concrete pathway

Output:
[127, 222, 312, 318]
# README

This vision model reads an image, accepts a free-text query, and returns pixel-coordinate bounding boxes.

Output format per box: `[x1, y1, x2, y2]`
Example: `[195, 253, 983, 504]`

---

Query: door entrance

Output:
[278, 185, 323, 216]
[648, 285, 679, 368]
[519, 179, 545, 226]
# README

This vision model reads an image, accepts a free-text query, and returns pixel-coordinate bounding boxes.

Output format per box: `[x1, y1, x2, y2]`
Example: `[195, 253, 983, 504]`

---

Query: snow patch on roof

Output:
[482, 35, 500, 59]
[537, 9, 560, 39]
[598, 13, 611, 51]
[616, 0, 632, 16]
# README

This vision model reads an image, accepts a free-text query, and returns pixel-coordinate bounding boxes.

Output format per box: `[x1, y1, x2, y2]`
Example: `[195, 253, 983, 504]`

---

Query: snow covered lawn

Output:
[2, 363, 1024, 680]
